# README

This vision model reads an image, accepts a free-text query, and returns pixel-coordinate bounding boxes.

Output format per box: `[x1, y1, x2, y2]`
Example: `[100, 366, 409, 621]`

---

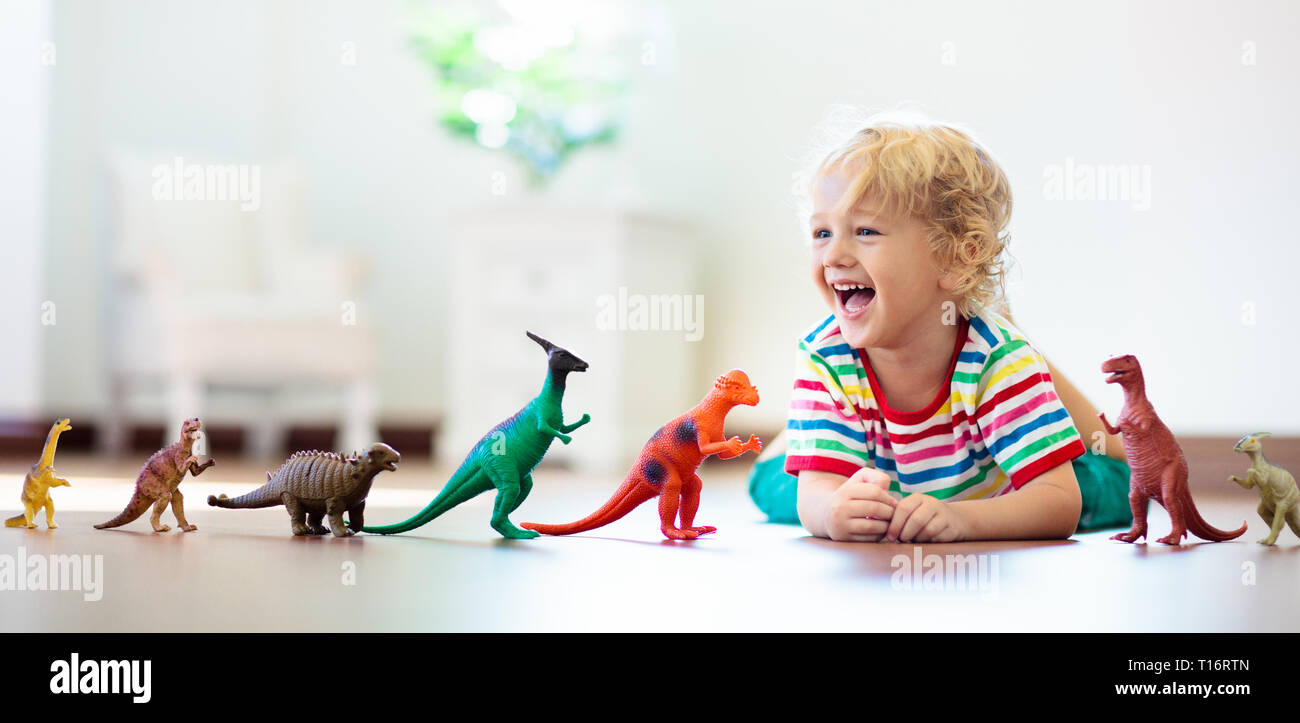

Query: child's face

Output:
[809, 160, 956, 350]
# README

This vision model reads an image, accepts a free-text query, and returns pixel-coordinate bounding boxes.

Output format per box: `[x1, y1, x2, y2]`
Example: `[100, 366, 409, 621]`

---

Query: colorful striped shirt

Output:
[784, 306, 1086, 499]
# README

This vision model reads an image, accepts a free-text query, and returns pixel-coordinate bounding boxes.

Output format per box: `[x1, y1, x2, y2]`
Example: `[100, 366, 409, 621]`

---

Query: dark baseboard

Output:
[0, 418, 437, 459]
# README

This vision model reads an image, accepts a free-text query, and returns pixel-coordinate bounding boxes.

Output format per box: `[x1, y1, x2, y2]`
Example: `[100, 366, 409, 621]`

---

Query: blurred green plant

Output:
[410, 5, 629, 186]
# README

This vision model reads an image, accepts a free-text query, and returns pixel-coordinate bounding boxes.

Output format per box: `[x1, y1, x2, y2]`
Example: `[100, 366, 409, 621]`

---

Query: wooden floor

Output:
[0, 451, 1296, 633]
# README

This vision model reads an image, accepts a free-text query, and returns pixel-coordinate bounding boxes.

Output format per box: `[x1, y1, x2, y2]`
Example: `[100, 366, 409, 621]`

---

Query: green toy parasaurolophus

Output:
[361, 331, 590, 539]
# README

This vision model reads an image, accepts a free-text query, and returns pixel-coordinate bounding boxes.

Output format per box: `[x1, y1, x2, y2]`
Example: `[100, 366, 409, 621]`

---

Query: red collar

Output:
[857, 316, 970, 425]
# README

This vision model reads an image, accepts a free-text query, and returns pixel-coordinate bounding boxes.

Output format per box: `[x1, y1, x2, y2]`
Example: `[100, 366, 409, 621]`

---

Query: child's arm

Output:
[875, 461, 1081, 542]
[800, 461, 1080, 542]
[946, 461, 1081, 540]
[798, 468, 897, 541]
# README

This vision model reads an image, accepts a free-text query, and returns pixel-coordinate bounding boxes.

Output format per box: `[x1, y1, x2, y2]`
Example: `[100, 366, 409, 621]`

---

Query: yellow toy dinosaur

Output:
[5, 418, 73, 529]
[1229, 433, 1300, 545]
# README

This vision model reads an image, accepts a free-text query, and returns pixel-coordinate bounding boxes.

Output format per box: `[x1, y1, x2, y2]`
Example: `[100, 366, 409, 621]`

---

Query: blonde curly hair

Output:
[799, 109, 1012, 318]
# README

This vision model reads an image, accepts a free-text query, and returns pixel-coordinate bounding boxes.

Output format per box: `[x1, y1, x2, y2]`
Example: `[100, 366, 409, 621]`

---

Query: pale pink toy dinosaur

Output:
[95, 418, 215, 532]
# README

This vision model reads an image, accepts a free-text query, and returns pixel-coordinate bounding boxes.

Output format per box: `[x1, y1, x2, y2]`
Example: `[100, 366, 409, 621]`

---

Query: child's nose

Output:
[821, 234, 859, 264]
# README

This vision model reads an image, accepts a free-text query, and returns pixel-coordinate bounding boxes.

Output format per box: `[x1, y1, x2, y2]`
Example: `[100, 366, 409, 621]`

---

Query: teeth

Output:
[831, 283, 871, 291]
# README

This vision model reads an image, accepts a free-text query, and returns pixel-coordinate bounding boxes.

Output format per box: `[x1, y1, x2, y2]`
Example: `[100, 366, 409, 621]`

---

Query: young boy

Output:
[749, 113, 1132, 542]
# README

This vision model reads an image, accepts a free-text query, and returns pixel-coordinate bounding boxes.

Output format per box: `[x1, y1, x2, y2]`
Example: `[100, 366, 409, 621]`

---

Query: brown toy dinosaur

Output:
[95, 417, 215, 533]
[208, 443, 400, 537]
[1098, 355, 1246, 545]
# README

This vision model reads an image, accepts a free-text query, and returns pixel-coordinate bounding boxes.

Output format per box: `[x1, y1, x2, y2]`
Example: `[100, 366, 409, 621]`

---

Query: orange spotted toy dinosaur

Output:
[523, 369, 762, 540]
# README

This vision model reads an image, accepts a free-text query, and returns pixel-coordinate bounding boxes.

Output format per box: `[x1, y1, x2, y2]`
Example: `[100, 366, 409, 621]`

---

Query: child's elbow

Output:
[1026, 463, 1082, 539]
[1051, 469, 1083, 539]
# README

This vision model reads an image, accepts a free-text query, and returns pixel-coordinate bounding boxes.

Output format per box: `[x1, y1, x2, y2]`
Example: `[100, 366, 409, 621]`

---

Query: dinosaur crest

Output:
[713, 369, 760, 406]
[527, 331, 589, 373]
[1234, 432, 1272, 453]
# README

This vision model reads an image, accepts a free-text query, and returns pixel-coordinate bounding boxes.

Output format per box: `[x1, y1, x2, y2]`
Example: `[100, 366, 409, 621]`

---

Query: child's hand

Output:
[825, 467, 896, 542]
[884, 493, 968, 543]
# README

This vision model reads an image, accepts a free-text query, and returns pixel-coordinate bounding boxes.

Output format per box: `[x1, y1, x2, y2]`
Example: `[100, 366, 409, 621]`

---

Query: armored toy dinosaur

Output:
[362, 331, 590, 539]
[1229, 433, 1299, 545]
[5, 418, 73, 529]
[208, 443, 399, 536]
[523, 369, 762, 540]
[95, 417, 215, 533]
[1098, 355, 1246, 545]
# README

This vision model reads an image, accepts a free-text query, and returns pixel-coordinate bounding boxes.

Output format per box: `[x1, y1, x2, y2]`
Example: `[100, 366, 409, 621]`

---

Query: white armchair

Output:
[101, 153, 378, 457]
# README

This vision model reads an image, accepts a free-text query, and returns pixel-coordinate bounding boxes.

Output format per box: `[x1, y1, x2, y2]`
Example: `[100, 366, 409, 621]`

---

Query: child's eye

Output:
[813, 229, 832, 240]
[857, 228, 879, 237]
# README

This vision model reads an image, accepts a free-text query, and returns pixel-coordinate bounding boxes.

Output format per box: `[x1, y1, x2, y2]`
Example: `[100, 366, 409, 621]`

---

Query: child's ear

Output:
[937, 265, 963, 293]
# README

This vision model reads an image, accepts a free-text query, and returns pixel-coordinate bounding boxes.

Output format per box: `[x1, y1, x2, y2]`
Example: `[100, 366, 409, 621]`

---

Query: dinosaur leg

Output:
[1285, 501, 1300, 540]
[346, 501, 365, 533]
[149, 492, 173, 532]
[679, 474, 716, 536]
[505, 473, 535, 520]
[283, 493, 311, 536]
[326, 498, 353, 537]
[1156, 469, 1187, 545]
[1110, 486, 1149, 543]
[22, 503, 37, 529]
[482, 461, 538, 539]
[658, 467, 698, 540]
[306, 511, 330, 535]
[43, 498, 58, 529]
[1260, 503, 1287, 546]
[171, 489, 198, 532]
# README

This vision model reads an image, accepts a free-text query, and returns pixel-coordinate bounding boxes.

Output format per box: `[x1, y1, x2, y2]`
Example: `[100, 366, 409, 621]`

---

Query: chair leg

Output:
[167, 374, 204, 454]
[247, 391, 284, 460]
[340, 378, 377, 453]
[101, 374, 128, 455]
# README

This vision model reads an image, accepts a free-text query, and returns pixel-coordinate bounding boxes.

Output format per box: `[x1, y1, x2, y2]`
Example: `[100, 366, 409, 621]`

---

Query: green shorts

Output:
[746, 451, 1133, 532]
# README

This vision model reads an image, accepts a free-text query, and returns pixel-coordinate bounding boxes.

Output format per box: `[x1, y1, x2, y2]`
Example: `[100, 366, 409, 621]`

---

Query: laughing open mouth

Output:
[832, 282, 876, 313]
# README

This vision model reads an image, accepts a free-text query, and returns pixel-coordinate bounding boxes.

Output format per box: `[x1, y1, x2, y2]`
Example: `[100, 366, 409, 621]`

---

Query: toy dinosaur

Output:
[5, 418, 73, 529]
[1229, 433, 1299, 545]
[523, 369, 762, 540]
[208, 443, 400, 536]
[95, 417, 215, 533]
[1098, 355, 1246, 545]
[362, 331, 590, 539]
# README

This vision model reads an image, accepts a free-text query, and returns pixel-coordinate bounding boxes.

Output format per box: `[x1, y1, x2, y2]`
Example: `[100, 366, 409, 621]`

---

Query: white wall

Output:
[0, 0, 51, 417]
[33, 0, 1300, 434]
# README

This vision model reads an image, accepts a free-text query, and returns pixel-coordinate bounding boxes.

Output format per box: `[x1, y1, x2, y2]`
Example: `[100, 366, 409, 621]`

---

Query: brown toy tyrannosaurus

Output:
[1098, 354, 1246, 545]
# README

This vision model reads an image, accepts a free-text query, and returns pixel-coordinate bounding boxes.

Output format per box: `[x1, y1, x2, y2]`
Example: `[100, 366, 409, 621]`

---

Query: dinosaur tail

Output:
[4, 514, 26, 527]
[207, 477, 282, 509]
[521, 476, 659, 536]
[1181, 490, 1248, 542]
[94, 490, 153, 530]
[361, 465, 488, 535]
